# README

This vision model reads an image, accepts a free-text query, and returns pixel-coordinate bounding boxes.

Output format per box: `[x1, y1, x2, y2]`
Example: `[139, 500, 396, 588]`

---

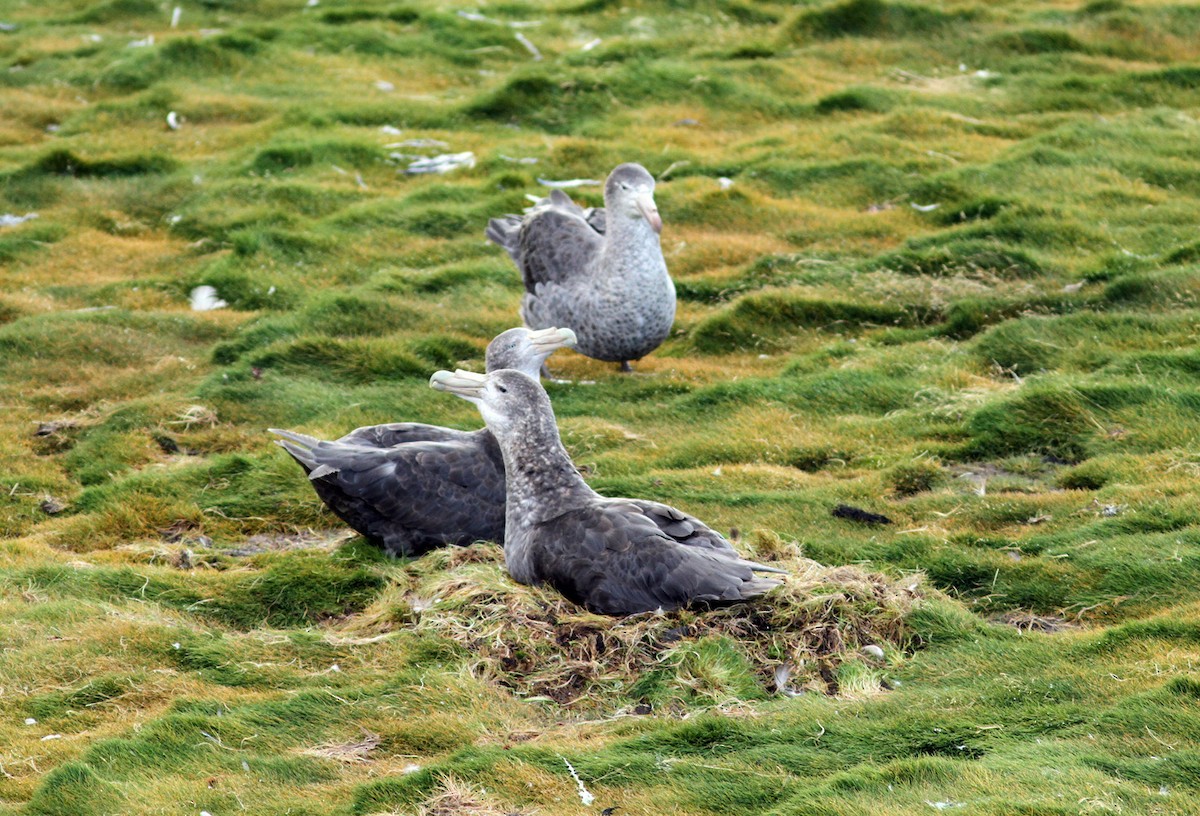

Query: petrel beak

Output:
[527, 326, 578, 353]
[636, 193, 662, 234]
[429, 369, 487, 400]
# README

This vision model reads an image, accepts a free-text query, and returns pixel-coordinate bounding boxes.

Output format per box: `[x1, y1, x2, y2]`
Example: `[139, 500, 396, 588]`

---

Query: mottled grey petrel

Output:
[270, 327, 576, 557]
[429, 368, 785, 615]
[486, 163, 676, 372]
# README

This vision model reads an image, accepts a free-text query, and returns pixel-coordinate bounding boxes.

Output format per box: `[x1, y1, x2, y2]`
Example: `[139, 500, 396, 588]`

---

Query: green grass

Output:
[3, 0, 1200, 814]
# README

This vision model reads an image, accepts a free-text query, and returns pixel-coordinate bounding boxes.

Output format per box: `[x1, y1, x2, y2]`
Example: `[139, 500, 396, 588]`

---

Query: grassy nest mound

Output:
[395, 537, 924, 712]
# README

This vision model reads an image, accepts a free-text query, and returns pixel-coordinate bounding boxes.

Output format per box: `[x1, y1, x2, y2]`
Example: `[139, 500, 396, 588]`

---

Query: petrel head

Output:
[605, 163, 661, 235]
[430, 368, 550, 436]
[485, 326, 577, 377]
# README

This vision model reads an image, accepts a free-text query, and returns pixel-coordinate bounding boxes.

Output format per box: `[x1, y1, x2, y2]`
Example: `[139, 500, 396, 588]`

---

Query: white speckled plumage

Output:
[486, 163, 676, 370]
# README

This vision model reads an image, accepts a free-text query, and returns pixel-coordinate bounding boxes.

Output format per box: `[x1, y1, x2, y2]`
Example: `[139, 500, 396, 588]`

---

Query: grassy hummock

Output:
[383, 540, 921, 709]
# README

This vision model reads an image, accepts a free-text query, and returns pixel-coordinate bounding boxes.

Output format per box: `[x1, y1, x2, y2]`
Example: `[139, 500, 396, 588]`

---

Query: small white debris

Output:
[329, 663, 341, 673]
[402, 763, 422, 774]
[514, 32, 542, 60]
[167, 111, 182, 130]
[655, 160, 688, 181]
[712, 466, 723, 477]
[242, 761, 250, 771]
[911, 202, 941, 212]
[581, 37, 602, 51]
[0, 212, 38, 228]
[561, 756, 595, 807]
[757, 354, 769, 359]
[45, 123, 60, 133]
[537, 177, 602, 189]
[974, 69, 997, 79]
[189, 286, 228, 311]
[1062, 281, 1085, 293]
[717, 177, 734, 190]
[379, 125, 402, 135]
[170, 6, 182, 27]
[499, 154, 538, 164]
[128, 34, 154, 48]
[394, 138, 449, 149]
[861, 644, 885, 660]
[773, 664, 803, 697]
[1159, 786, 1169, 796]
[409, 595, 439, 613]
[306, 0, 319, 6]
[267, 285, 276, 296]
[173, 642, 182, 649]
[457, 9, 541, 26]
[404, 152, 475, 174]
[85, 33, 102, 42]
[41, 734, 62, 741]
[168, 214, 182, 225]
[201, 811, 213, 816]
[374, 80, 395, 92]
[958, 63, 967, 72]
[24, 718, 37, 725]
[926, 803, 963, 811]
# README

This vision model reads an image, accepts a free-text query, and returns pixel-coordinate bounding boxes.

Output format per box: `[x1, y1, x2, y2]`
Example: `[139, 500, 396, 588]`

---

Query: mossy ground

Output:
[2, 0, 1200, 813]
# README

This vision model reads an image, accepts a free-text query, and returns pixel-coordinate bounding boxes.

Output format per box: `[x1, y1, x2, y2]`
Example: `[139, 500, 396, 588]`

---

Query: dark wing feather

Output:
[618, 498, 736, 554]
[583, 207, 606, 234]
[272, 430, 505, 557]
[487, 191, 606, 282]
[532, 504, 783, 615]
[514, 207, 604, 293]
[336, 422, 476, 449]
[485, 214, 523, 264]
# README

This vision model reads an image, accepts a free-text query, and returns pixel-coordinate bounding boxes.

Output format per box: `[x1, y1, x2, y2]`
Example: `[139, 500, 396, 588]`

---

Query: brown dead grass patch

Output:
[417, 775, 518, 816]
[302, 729, 382, 764]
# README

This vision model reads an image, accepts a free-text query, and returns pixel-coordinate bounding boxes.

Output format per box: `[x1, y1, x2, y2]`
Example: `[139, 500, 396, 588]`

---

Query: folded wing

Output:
[271, 429, 505, 557]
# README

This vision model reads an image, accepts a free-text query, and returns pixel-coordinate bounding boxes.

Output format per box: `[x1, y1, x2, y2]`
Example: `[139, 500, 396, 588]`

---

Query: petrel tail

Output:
[268, 428, 340, 480]
[485, 216, 522, 262]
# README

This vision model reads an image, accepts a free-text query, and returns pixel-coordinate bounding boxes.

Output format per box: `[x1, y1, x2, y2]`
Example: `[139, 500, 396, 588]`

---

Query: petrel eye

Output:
[497, 385, 508, 393]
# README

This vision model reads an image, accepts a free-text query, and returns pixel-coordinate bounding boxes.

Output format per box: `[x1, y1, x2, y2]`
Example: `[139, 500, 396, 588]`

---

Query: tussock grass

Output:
[391, 542, 921, 710]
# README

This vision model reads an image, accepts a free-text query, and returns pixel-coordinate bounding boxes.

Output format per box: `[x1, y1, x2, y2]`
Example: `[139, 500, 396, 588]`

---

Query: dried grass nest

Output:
[391, 533, 924, 711]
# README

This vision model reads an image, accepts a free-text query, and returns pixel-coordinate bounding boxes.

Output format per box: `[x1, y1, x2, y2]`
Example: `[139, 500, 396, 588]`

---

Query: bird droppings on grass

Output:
[0, 212, 39, 228]
[404, 152, 477, 175]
